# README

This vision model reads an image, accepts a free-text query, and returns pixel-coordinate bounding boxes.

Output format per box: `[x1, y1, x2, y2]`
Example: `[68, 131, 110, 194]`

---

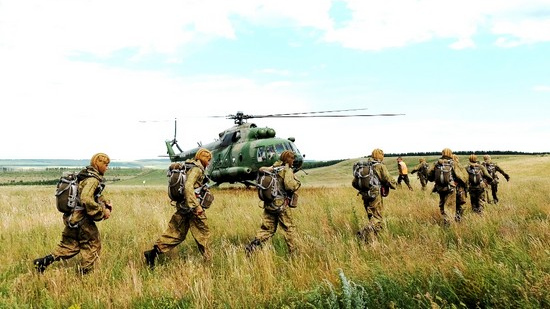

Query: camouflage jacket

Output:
[373, 159, 397, 190]
[481, 161, 509, 181]
[411, 162, 429, 179]
[466, 162, 493, 190]
[69, 166, 108, 224]
[427, 156, 469, 187]
[183, 159, 208, 210]
[273, 161, 301, 193]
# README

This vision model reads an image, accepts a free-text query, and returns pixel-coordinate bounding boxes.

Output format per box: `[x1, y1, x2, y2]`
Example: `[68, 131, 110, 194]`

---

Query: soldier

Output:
[144, 148, 213, 269]
[481, 154, 510, 204]
[452, 154, 468, 218]
[33, 153, 113, 274]
[353, 148, 397, 242]
[396, 157, 413, 191]
[466, 154, 493, 214]
[427, 148, 468, 225]
[245, 150, 301, 255]
[410, 158, 429, 191]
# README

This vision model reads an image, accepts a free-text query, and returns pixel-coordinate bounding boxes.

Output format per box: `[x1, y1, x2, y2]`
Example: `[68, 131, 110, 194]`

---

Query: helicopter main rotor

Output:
[213, 108, 405, 125]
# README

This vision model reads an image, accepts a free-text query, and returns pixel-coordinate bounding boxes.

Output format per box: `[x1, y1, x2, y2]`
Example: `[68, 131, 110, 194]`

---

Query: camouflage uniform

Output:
[396, 157, 413, 191]
[410, 158, 429, 191]
[355, 149, 397, 241]
[34, 153, 112, 274]
[481, 155, 510, 204]
[145, 155, 212, 267]
[465, 154, 493, 214]
[427, 148, 468, 225]
[246, 151, 301, 255]
[452, 155, 468, 210]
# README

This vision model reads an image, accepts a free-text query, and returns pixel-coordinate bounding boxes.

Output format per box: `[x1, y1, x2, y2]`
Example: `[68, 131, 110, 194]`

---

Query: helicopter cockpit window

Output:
[232, 131, 241, 142]
[289, 143, 300, 155]
[275, 143, 285, 154]
[257, 147, 266, 162]
[220, 132, 233, 146]
[266, 145, 276, 159]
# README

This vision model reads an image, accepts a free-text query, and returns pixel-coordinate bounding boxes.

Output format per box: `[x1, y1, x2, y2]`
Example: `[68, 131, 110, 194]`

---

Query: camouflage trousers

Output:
[469, 188, 485, 213]
[155, 209, 211, 262]
[254, 208, 296, 253]
[437, 188, 462, 223]
[359, 193, 384, 239]
[52, 218, 101, 272]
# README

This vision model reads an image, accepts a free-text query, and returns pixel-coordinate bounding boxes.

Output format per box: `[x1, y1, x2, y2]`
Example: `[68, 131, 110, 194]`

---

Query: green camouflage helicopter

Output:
[165, 109, 403, 186]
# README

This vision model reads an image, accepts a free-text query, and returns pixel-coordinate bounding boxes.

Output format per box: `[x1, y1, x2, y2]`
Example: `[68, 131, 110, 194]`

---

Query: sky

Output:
[1, 0, 549, 162]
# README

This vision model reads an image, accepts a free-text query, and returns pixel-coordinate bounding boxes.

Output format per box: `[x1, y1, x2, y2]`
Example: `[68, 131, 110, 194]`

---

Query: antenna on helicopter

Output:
[171, 118, 183, 153]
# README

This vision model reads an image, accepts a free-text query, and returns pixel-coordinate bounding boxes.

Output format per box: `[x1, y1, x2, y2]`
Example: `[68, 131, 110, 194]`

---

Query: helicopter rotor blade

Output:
[256, 108, 370, 118]
[252, 113, 405, 118]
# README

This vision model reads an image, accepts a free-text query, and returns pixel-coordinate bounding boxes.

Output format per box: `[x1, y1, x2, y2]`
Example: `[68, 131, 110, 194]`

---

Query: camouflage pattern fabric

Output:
[153, 159, 211, 261]
[52, 218, 101, 272]
[466, 162, 493, 213]
[249, 160, 300, 253]
[154, 209, 211, 261]
[481, 160, 510, 203]
[358, 158, 396, 240]
[411, 161, 429, 190]
[427, 152, 468, 224]
[253, 208, 296, 253]
[50, 165, 109, 273]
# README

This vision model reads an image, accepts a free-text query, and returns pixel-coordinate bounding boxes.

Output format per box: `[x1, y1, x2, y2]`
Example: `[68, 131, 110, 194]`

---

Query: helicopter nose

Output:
[293, 157, 303, 170]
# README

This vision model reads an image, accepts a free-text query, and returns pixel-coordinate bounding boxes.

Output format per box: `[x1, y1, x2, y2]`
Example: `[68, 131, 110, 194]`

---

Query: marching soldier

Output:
[466, 154, 493, 214]
[481, 154, 510, 204]
[245, 150, 301, 255]
[33, 153, 113, 274]
[427, 148, 468, 225]
[144, 148, 213, 269]
[353, 148, 397, 242]
[410, 158, 429, 191]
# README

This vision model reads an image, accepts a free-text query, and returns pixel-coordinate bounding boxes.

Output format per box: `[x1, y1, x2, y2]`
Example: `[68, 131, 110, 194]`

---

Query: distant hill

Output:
[0, 158, 170, 170]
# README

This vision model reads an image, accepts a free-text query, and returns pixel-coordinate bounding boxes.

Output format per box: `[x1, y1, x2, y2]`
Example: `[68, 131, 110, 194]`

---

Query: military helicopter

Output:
[165, 109, 404, 186]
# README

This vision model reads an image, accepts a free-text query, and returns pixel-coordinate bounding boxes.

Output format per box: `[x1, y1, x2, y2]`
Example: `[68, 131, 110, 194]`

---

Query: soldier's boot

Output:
[33, 254, 54, 273]
[245, 238, 262, 256]
[408, 185, 413, 191]
[144, 246, 160, 269]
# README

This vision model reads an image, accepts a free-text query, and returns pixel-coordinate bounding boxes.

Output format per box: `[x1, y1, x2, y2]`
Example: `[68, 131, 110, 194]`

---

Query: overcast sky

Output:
[1, 0, 549, 161]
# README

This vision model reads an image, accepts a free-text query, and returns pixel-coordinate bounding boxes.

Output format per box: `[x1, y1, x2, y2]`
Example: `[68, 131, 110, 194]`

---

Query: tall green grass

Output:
[0, 155, 549, 308]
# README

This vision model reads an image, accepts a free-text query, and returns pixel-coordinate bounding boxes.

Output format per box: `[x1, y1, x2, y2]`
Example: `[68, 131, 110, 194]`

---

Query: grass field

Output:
[0, 155, 549, 308]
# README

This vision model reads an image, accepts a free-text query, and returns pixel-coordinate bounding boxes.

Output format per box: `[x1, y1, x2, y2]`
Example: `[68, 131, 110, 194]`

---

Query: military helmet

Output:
[441, 148, 453, 158]
[419, 158, 425, 163]
[483, 154, 491, 162]
[372, 148, 384, 161]
[469, 154, 478, 163]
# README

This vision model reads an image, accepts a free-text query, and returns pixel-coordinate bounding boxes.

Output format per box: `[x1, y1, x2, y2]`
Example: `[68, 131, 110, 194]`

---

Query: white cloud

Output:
[533, 85, 550, 92]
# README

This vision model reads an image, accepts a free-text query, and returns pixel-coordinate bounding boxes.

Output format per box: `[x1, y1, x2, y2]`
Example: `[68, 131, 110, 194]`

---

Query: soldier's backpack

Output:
[485, 163, 496, 178]
[168, 161, 214, 208]
[434, 159, 454, 191]
[167, 162, 194, 202]
[55, 171, 103, 214]
[55, 172, 80, 214]
[467, 165, 483, 186]
[257, 166, 286, 204]
[352, 161, 381, 198]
